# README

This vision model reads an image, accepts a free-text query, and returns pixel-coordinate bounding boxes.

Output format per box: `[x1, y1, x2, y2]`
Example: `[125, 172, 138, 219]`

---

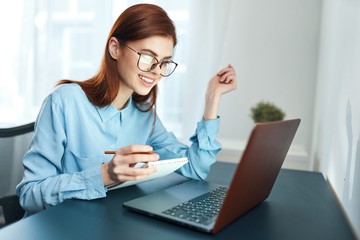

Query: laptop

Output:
[123, 118, 301, 234]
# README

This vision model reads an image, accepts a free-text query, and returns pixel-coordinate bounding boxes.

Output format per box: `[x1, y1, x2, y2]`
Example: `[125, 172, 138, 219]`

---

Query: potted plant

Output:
[250, 101, 285, 123]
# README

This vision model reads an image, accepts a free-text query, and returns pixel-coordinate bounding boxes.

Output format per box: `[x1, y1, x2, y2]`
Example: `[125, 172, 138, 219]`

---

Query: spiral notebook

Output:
[108, 157, 188, 190]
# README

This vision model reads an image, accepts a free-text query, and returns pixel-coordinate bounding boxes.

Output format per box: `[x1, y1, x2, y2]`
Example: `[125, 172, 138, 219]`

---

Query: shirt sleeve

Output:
[148, 116, 222, 180]
[16, 91, 106, 215]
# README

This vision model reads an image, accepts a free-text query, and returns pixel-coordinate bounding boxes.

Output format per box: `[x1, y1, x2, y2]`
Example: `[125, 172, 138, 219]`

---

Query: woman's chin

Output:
[134, 89, 152, 96]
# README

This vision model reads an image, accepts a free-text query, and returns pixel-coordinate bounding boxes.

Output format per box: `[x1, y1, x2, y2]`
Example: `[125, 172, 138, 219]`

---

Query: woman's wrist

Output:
[101, 162, 115, 186]
[203, 93, 220, 120]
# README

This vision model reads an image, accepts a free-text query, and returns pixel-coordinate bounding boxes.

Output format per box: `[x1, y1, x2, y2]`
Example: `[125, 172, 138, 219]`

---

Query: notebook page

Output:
[108, 157, 188, 190]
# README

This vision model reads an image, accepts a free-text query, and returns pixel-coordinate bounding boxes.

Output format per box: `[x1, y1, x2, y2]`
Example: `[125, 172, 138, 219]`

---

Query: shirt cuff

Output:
[190, 117, 222, 151]
[81, 165, 107, 199]
[200, 116, 221, 136]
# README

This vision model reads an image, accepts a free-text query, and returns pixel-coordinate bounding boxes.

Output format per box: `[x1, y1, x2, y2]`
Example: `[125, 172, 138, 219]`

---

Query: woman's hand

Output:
[102, 144, 159, 186]
[203, 64, 237, 120]
[208, 64, 237, 97]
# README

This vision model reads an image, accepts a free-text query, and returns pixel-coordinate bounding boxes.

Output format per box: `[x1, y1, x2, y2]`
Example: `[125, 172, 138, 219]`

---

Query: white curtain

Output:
[0, 0, 113, 125]
[180, 1, 234, 141]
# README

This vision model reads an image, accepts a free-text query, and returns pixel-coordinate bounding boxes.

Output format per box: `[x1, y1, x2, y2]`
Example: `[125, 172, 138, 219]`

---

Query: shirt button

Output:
[94, 191, 99, 196]
[110, 144, 115, 149]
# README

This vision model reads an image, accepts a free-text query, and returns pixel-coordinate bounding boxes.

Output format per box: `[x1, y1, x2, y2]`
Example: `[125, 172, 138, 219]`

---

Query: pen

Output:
[104, 150, 154, 155]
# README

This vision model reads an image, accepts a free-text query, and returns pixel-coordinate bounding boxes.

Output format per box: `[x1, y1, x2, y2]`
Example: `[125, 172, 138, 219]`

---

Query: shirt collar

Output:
[96, 97, 133, 122]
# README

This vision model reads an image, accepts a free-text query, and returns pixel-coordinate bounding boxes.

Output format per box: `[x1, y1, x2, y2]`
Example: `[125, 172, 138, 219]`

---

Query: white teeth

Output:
[140, 75, 154, 83]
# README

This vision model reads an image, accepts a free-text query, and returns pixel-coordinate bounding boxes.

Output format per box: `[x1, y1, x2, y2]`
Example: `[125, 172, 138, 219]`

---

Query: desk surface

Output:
[0, 162, 356, 240]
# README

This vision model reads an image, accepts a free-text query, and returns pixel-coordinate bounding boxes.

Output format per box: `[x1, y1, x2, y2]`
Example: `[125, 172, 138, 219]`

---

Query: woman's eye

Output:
[140, 54, 155, 65]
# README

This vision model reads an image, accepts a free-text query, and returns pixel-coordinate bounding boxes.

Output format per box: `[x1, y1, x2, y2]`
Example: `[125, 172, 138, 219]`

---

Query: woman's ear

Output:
[108, 37, 120, 60]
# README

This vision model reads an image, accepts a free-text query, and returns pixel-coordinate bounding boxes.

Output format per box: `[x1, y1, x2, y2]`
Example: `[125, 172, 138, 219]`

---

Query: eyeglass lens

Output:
[138, 54, 176, 77]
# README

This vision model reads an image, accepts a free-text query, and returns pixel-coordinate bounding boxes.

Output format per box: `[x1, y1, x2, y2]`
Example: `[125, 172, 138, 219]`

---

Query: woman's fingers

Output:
[108, 162, 157, 182]
[112, 152, 159, 165]
[115, 144, 153, 155]
[111, 165, 157, 181]
[217, 64, 235, 76]
[107, 144, 159, 183]
[218, 71, 236, 83]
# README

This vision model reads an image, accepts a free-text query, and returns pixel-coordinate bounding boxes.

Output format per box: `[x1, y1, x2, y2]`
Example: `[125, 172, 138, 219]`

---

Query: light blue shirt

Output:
[16, 83, 221, 215]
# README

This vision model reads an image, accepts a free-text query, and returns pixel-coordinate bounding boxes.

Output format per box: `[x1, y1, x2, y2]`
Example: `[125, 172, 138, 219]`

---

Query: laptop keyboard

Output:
[162, 186, 228, 225]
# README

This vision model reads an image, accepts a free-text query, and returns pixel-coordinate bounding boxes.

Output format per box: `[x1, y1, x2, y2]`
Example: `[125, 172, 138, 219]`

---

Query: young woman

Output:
[16, 3, 237, 215]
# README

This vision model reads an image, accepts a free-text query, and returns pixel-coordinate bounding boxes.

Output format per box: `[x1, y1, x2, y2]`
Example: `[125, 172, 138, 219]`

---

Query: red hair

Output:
[58, 4, 177, 112]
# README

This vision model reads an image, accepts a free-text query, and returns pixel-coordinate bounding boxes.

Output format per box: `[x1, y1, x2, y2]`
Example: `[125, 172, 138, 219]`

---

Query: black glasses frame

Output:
[120, 43, 178, 77]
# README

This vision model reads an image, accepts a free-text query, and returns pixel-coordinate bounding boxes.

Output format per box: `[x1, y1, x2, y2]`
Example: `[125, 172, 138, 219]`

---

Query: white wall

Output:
[311, 0, 360, 237]
[208, 0, 322, 169]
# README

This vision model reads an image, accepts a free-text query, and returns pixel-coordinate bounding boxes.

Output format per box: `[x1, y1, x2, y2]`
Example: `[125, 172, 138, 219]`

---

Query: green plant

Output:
[250, 101, 285, 123]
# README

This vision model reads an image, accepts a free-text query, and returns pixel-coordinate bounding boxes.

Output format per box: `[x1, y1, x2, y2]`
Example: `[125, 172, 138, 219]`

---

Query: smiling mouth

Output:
[139, 74, 154, 84]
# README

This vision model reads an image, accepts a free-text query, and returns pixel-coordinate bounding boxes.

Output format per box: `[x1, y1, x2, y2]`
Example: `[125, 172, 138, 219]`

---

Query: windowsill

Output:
[216, 138, 309, 171]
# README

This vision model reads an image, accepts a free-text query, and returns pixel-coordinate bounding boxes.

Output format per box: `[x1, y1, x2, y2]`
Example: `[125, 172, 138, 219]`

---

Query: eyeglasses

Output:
[121, 43, 178, 77]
